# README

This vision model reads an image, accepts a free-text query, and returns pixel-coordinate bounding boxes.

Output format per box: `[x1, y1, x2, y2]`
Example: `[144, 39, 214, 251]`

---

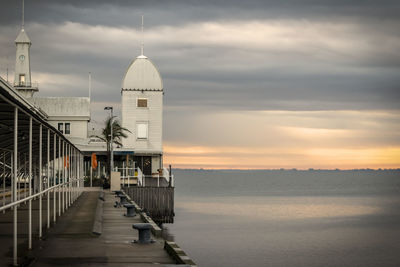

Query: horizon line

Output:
[168, 167, 400, 171]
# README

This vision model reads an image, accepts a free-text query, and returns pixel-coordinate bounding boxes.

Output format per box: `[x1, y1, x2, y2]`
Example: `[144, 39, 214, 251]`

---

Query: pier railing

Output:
[119, 165, 175, 223]
[162, 167, 174, 187]
[115, 166, 174, 188]
[0, 144, 84, 266]
[114, 166, 144, 186]
[124, 186, 175, 224]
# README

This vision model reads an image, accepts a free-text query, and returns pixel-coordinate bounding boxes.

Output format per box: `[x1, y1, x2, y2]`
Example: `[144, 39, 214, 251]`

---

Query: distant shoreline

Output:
[172, 168, 400, 172]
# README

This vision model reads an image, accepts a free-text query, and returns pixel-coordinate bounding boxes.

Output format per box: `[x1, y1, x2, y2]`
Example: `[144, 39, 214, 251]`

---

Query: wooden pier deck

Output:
[0, 189, 176, 266]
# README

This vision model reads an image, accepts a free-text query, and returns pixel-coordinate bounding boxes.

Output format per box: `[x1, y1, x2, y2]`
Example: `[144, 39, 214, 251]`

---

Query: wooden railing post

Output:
[168, 165, 172, 188]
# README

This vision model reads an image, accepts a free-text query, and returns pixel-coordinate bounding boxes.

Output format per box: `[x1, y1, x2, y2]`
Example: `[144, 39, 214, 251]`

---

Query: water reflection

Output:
[176, 196, 390, 220]
[167, 170, 400, 267]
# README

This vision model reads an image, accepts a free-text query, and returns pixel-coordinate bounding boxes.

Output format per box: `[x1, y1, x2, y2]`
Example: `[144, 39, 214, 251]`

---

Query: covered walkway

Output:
[0, 76, 84, 265]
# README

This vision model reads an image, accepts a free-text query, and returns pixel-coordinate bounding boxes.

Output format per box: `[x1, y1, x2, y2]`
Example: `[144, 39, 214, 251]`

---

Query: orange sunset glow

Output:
[163, 109, 400, 169]
[164, 144, 400, 169]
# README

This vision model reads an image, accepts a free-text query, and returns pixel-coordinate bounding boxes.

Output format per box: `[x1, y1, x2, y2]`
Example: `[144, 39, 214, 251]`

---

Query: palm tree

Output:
[93, 116, 130, 177]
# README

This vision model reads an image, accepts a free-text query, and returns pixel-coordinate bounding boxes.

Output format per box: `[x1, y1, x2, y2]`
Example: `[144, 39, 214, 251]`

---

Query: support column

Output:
[65, 142, 67, 209]
[69, 145, 71, 206]
[13, 107, 18, 266]
[75, 150, 77, 200]
[82, 154, 84, 192]
[47, 129, 50, 228]
[62, 141, 65, 213]
[74, 149, 77, 201]
[80, 154, 83, 192]
[39, 124, 43, 238]
[70, 148, 72, 203]
[68, 145, 70, 207]
[53, 134, 56, 223]
[28, 117, 32, 249]
[2, 151, 5, 212]
[70, 147, 72, 203]
[77, 150, 80, 198]
[72, 148, 75, 202]
[58, 138, 61, 216]
[77, 151, 80, 197]
[90, 156, 93, 187]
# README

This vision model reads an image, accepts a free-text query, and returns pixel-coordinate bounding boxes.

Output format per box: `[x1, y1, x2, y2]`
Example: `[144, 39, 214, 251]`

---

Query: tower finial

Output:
[22, 0, 24, 29]
[89, 72, 92, 101]
[141, 15, 144, 55]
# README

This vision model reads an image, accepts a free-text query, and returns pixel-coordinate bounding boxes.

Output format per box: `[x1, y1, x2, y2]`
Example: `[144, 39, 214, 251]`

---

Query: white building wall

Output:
[122, 90, 163, 152]
[14, 43, 31, 86]
[29, 97, 90, 140]
[152, 156, 160, 173]
[47, 120, 88, 139]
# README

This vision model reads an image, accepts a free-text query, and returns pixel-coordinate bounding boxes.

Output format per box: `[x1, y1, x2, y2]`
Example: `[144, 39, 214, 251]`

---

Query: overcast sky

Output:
[1, 0, 399, 169]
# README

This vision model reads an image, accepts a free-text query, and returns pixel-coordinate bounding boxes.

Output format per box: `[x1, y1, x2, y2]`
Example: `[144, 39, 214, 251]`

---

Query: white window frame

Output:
[136, 122, 148, 140]
[58, 123, 63, 134]
[57, 122, 71, 135]
[19, 74, 26, 86]
[65, 123, 71, 135]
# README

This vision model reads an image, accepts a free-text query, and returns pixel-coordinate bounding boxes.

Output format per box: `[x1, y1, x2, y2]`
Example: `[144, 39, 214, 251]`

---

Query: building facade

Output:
[10, 20, 164, 178]
[121, 55, 164, 175]
[12, 25, 91, 153]
[28, 97, 90, 146]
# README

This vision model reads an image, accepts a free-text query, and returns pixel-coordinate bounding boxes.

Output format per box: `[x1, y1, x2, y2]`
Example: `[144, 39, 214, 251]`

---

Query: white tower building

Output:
[14, 1, 38, 98]
[13, 1, 90, 147]
[121, 54, 163, 175]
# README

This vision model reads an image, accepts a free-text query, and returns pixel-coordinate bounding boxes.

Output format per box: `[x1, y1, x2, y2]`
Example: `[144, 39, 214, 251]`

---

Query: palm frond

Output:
[98, 116, 130, 145]
[90, 135, 107, 142]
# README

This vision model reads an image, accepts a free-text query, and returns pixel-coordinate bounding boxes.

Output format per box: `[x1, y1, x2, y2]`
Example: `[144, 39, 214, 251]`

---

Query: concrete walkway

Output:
[0, 191, 66, 266]
[29, 190, 175, 266]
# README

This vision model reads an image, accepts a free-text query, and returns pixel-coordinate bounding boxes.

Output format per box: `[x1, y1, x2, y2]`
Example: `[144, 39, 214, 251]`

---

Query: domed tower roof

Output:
[121, 55, 163, 90]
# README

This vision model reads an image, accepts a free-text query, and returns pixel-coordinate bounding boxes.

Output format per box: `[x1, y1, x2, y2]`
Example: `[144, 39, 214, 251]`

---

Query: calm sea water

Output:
[163, 169, 400, 267]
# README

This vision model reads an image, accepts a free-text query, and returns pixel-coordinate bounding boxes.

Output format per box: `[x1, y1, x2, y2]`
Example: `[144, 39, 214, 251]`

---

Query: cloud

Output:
[2, 0, 400, 27]
[163, 109, 400, 168]
[1, 1, 399, 168]
[164, 108, 400, 145]
[1, 17, 399, 113]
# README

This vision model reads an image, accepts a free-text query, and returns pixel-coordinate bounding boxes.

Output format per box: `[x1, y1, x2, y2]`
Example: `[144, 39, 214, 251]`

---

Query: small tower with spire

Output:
[14, 0, 38, 98]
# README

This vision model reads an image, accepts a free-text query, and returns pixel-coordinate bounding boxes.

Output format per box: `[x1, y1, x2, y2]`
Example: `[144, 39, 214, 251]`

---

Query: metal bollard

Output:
[99, 191, 105, 201]
[123, 204, 136, 217]
[132, 223, 154, 244]
[119, 195, 128, 205]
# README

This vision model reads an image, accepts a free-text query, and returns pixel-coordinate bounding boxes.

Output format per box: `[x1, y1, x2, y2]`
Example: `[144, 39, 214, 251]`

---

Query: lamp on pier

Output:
[104, 106, 114, 178]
